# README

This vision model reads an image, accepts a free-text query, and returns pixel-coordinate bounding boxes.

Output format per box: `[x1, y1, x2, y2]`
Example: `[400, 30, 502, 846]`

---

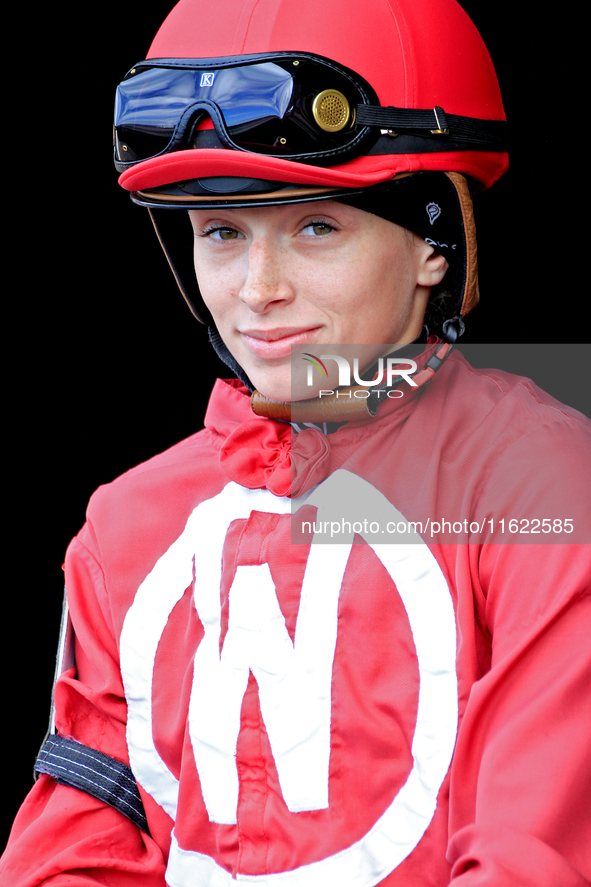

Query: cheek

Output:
[342, 244, 417, 340]
[304, 249, 373, 314]
[324, 246, 404, 309]
[369, 237, 413, 287]
[198, 274, 227, 320]
[193, 251, 236, 323]
[366, 238, 417, 298]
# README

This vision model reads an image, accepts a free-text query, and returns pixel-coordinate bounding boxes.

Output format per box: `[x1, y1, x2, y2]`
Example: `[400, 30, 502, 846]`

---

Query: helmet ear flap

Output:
[148, 208, 255, 389]
[148, 208, 210, 325]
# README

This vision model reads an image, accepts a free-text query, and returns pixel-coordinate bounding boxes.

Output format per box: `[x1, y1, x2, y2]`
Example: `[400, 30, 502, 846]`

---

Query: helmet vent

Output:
[312, 89, 351, 132]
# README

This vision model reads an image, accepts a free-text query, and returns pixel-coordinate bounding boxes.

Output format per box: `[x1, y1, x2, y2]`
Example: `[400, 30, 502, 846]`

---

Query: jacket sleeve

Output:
[446, 416, 591, 886]
[0, 526, 169, 886]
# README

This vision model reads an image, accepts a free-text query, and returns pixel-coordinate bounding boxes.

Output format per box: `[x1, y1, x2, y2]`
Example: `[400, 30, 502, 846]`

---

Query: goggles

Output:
[114, 51, 509, 174]
[114, 52, 380, 171]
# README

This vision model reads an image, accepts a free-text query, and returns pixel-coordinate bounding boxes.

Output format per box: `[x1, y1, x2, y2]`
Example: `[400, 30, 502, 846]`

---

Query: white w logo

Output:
[120, 473, 457, 885]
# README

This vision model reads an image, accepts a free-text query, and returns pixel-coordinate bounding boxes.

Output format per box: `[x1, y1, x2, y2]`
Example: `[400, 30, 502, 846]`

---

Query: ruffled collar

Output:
[204, 341, 440, 498]
[204, 380, 330, 497]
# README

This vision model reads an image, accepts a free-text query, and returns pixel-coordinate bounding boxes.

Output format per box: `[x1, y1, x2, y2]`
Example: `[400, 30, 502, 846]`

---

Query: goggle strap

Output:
[355, 105, 508, 147]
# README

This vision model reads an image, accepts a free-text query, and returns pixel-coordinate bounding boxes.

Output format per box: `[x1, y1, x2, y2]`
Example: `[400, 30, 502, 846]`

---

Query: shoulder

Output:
[425, 350, 591, 468]
[436, 349, 590, 438]
[431, 352, 591, 543]
[88, 424, 217, 510]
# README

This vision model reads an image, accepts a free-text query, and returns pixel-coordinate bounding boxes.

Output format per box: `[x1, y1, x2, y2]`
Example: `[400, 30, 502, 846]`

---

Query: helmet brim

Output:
[118, 147, 508, 197]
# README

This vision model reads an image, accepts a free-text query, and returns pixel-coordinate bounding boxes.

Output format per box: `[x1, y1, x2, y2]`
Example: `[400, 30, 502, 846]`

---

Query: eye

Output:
[202, 226, 243, 241]
[300, 221, 335, 236]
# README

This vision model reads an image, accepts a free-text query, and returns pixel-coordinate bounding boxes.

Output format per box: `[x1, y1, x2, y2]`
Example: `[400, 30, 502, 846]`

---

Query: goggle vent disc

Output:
[312, 89, 351, 132]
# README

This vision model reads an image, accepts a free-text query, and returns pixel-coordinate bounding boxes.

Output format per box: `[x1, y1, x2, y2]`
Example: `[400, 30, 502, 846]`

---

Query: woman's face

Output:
[189, 200, 447, 401]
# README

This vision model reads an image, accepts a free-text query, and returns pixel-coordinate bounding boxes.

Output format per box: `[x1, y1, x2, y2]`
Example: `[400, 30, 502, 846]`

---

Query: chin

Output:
[252, 383, 293, 403]
[249, 374, 318, 404]
[247, 371, 291, 403]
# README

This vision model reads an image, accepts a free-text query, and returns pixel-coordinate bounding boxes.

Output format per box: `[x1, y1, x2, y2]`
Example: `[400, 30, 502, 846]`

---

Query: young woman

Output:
[2, 0, 590, 884]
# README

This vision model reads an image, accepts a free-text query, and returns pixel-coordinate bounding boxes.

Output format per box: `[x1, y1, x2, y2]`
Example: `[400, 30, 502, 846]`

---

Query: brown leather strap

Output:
[444, 171, 479, 316]
[251, 387, 377, 422]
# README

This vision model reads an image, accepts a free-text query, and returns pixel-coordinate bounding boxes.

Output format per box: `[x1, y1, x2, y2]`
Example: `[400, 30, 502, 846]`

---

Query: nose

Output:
[239, 238, 295, 313]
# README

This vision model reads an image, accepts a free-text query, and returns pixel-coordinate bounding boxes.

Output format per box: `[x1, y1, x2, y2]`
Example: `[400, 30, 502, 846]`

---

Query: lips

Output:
[239, 327, 321, 359]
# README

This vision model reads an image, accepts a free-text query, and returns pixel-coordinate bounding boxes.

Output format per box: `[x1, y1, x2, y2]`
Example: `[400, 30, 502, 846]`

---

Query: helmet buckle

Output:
[430, 106, 450, 135]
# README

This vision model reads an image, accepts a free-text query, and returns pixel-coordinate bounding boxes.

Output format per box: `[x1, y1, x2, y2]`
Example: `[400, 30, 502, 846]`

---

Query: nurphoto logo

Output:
[303, 353, 418, 395]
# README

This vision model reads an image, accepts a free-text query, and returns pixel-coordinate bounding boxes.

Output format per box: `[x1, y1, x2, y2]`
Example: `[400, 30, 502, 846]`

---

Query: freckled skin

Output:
[190, 201, 448, 401]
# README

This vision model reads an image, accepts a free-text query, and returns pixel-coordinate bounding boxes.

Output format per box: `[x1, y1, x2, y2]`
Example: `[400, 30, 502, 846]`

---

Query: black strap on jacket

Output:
[35, 734, 150, 835]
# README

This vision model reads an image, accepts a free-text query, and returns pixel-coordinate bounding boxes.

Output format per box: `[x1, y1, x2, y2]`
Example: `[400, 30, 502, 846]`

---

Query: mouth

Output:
[239, 327, 322, 359]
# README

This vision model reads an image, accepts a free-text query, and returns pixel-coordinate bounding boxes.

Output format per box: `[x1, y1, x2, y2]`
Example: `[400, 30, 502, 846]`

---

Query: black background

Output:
[3, 1, 588, 849]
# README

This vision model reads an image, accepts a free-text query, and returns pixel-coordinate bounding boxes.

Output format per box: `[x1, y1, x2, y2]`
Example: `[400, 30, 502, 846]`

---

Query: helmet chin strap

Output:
[250, 336, 456, 423]
[208, 327, 255, 390]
